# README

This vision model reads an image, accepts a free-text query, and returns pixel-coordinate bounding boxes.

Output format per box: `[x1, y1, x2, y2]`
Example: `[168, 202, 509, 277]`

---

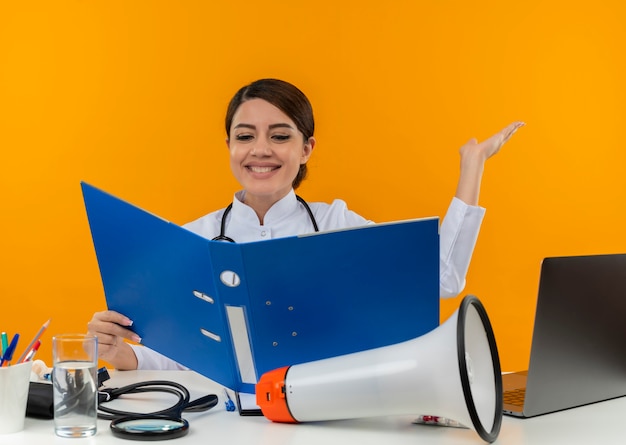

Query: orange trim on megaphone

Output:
[256, 366, 297, 423]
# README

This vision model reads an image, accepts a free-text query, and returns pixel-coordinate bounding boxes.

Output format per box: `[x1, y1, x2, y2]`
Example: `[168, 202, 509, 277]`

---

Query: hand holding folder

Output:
[82, 182, 440, 393]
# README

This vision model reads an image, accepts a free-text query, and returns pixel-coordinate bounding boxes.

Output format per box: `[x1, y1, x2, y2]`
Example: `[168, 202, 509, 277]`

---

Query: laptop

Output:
[503, 254, 626, 418]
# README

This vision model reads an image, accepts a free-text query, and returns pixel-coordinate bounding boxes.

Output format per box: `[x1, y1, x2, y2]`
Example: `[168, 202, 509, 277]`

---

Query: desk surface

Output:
[6, 370, 626, 444]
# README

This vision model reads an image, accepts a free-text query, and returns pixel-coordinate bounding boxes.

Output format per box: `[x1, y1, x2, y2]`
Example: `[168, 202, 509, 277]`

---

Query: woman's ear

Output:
[301, 137, 315, 163]
[225, 137, 230, 149]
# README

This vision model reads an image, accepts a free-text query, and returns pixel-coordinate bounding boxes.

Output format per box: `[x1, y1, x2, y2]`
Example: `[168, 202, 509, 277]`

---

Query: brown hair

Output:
[225, 79, 314, 189]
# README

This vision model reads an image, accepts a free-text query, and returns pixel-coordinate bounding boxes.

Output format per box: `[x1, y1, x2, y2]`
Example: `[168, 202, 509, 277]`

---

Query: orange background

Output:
[1, 1, 625, 373]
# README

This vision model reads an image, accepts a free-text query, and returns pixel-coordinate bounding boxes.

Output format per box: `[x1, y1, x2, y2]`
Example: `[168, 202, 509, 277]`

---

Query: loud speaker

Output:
[256, 295, 503, 443]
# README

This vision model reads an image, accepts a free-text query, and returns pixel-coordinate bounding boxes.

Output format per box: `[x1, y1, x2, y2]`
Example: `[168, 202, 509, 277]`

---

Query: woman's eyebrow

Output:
[268, 123, 295, 130]
[233, 123, 256, 130]
[233, 123, 294, 130]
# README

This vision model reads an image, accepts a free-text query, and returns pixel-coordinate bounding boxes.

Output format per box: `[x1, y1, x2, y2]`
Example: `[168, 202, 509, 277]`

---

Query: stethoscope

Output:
[52, 367, 219, 440]
[211, 195, 319, 243]
[96, 380, 219, 440]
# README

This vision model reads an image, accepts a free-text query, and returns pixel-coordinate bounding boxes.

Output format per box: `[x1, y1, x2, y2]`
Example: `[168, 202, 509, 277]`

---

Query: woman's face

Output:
[227, 98, 314, 206]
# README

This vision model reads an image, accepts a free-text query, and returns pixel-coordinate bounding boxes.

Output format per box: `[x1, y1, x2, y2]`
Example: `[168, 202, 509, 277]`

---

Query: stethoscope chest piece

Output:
[110, 416, 189, 441]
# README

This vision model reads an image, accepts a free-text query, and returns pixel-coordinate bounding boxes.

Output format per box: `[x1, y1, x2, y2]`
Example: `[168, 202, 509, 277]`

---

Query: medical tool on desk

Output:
[256, 295, 503, 443]
[95, 375, 219, 440]
[47, 368, 212, 440]
[28, 365, 220, 439]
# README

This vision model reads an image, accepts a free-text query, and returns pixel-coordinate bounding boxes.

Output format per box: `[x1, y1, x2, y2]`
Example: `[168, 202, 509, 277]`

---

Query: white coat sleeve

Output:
[439, 197, 486, 298]
[129, 344, 188, 371]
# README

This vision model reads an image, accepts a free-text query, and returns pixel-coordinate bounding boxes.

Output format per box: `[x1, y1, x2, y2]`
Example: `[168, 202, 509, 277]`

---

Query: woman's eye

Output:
[272, 134, 290, 142]
[235, 134, 253, 141]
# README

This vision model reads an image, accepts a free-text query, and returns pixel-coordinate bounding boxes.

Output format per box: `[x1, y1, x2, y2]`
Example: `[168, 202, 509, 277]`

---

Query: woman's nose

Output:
[251, 138, 272, 156]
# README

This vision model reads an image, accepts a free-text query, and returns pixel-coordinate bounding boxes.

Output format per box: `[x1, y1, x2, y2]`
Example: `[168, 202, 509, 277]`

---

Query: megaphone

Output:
[256, 295, 503, 443]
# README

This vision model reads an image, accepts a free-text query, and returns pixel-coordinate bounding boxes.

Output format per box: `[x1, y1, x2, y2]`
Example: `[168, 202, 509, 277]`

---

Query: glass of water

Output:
[52, 333, 98, 438]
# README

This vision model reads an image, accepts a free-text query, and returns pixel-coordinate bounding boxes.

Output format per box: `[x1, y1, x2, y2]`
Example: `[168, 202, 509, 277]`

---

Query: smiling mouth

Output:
[247, 166, 278, 173]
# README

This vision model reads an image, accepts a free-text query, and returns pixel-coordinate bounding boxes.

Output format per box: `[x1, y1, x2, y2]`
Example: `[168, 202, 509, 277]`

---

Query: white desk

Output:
[6, 370, 626, 444]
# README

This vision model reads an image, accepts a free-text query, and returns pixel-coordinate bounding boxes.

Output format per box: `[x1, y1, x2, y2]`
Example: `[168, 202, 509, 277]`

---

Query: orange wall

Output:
[1, 1, 625, 372]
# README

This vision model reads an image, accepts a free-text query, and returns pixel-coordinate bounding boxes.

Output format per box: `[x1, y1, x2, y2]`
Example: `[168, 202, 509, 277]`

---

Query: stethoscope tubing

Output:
[212, 195, 319, 243]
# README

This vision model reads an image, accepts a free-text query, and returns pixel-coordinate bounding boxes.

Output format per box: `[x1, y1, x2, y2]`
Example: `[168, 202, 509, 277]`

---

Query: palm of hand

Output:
[460, 121, 525, 162]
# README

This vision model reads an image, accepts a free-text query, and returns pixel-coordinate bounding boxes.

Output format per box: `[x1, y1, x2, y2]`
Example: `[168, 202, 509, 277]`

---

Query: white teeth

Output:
[249, 166, 275, 173]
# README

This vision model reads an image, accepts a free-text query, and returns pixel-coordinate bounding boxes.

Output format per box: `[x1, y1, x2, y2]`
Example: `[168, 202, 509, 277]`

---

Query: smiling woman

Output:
[225, 78, 316, 190]
[86, 78, 524, 373]
[227, 98, 314, 221]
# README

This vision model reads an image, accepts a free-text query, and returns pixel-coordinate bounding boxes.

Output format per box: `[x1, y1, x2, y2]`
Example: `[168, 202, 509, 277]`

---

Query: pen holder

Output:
[0, 361, 33, 434]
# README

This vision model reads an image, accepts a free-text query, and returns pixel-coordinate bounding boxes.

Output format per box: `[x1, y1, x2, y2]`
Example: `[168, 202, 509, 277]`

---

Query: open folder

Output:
[81, 182, 440, 393]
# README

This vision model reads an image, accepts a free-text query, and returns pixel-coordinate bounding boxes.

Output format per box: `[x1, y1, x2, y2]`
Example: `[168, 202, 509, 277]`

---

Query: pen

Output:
[16, 319, 50, 364]
[0, 333, 20, 367]
[1, 332, 8, 356]
[20, 339, 41, 363]
[224, 389, 236, 412]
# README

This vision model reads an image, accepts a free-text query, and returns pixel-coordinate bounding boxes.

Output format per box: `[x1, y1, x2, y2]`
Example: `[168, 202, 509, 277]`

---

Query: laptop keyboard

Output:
[503, 388, 526, 407]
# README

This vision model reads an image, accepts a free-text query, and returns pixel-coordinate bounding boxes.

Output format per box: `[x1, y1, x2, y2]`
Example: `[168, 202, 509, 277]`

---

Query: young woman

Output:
[87, 78, 524, 370]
